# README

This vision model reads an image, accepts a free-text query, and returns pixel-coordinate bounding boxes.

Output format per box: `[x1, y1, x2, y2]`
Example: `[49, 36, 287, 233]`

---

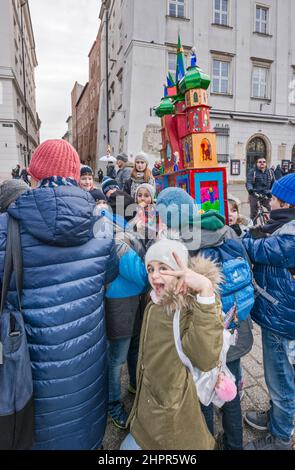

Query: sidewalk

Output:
[103, 324, 294, 450]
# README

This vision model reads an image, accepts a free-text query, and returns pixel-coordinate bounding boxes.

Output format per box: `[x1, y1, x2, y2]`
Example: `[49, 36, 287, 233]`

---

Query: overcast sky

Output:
[30, 0, 101, 142]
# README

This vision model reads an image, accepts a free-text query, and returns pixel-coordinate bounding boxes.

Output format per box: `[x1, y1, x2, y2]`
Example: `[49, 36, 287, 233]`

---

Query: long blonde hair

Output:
[131, 166, 152, 182]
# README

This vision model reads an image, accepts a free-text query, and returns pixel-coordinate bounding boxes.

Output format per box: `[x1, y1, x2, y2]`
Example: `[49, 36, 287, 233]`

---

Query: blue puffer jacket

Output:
[243, 220, 295, 340]
[94, 209, 148, 298]
[94, 209, 149, 340]
[0, 186, 118, 450]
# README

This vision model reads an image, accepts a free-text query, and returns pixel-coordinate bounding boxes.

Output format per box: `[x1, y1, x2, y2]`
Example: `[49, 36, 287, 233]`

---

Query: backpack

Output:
[0, 216, 34, 450]
[173, 309, 237, 408]
[201, 240, 254, 322]
[220, 257, 254, 321]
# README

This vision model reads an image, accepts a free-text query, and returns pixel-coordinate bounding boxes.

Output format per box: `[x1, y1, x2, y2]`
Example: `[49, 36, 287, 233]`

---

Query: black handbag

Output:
[0, 216, 34, 450]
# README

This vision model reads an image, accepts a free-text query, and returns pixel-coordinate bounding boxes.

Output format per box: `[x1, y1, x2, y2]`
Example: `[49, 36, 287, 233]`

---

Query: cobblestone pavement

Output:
[103, 324, 294, 450]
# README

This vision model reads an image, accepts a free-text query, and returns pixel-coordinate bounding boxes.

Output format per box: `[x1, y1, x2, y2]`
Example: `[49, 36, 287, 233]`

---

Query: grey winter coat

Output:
[116, 165, 133, 190]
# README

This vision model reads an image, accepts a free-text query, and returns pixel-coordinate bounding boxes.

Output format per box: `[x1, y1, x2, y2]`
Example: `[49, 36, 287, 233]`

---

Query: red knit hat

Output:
[28, 139, 81, 182]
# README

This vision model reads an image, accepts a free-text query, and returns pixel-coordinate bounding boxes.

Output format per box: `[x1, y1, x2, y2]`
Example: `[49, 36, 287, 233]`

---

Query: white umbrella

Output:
[99, 155, 116, 163]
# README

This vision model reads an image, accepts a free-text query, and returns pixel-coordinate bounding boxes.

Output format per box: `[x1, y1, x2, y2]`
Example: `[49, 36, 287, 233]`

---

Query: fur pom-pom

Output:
[215, 373, 237, 402]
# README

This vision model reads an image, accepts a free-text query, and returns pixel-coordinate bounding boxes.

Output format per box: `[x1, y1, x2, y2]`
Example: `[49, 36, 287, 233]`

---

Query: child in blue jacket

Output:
[94, 199, 149, 430]
[243, 173, 295, 450]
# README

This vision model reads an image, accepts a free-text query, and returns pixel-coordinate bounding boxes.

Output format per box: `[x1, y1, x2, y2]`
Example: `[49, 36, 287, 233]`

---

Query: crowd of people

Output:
[0, 139, 294, 451]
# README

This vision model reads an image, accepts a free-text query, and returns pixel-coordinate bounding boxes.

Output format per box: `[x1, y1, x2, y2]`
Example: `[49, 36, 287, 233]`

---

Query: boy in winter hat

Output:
[101, 177, 120, 198]
[120, 239, 224, 450]
[243, 173, 295, 450]
[80, 165, 95, 192]
[89, 188, 106, 204]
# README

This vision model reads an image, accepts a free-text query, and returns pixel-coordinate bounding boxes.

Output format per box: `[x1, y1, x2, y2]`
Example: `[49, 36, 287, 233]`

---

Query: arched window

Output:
[246, 136, 267, 173]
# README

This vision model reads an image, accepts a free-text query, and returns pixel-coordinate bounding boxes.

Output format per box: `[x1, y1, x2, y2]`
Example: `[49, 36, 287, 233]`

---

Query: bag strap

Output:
[252, 279, 279, 306]
[0, 216, 23, 316]
[11, 217, 23, 311]
[172, 310, 201, 379]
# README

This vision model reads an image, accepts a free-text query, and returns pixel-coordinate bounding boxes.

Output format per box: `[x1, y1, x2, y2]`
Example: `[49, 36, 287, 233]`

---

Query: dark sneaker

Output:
[108, 401, 129, 430]
[244, 433, 293, 450]
[244, 410, 269, 431]
[128, 384, 136, 395]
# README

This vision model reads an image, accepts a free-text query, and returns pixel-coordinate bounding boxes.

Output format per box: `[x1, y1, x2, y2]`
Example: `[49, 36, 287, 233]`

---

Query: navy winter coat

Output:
[243, 221, 295, 340]
[0, 186, 118, 450]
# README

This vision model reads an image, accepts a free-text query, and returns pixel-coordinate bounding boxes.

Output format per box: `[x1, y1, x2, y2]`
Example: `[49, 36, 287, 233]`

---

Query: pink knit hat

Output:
[28, 140, 81, 182]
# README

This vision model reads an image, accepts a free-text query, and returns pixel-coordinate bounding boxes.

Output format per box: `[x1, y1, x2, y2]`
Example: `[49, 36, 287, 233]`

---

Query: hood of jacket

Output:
[8, 185, 97, 247]
[157, 255, 223, 316]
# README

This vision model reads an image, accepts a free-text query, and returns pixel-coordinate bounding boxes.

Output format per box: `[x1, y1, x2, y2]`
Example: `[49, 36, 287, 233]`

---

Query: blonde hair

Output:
[131, 166, 152, 182]
[229, 199, 244, 225]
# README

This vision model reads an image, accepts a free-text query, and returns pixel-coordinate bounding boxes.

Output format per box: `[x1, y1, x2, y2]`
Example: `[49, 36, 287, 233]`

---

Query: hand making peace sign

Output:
[164, 252, 214, 297]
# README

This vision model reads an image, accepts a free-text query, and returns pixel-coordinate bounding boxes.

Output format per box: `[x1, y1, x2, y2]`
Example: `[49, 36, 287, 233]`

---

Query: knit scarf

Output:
[132, 172, 145, 183]
[38, 176, 78, 188]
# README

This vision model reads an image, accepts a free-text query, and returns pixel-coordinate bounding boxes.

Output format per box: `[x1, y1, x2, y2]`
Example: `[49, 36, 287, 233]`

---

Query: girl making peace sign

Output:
[121, 239, 224, 450]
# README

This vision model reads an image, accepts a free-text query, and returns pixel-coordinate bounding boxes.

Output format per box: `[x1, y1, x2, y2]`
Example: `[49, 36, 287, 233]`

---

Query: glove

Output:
[248, 189, 254, 195]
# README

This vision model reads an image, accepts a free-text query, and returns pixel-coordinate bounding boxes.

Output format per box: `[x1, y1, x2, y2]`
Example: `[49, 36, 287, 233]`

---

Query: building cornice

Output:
[250, 56, 274, 64]
[125, 40, 166, 57]
[210, 50, 236, 57]
[211, 109, 292, 124]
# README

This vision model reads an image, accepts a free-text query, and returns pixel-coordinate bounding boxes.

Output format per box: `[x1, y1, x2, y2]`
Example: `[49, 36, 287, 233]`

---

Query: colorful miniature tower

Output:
[154, 37, 228, 219]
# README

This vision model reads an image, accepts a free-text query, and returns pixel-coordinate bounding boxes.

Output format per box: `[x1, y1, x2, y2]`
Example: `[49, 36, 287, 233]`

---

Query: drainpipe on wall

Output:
[20, 0, 30, 166]
[105, 8, 110, 146]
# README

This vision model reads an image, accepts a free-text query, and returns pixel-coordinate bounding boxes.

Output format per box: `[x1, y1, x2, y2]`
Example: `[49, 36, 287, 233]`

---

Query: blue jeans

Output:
[261, 327, 295, 440]
[201, 359, 243, 450]
[108, 334, 139, 403]
[120, 433, 142, 450]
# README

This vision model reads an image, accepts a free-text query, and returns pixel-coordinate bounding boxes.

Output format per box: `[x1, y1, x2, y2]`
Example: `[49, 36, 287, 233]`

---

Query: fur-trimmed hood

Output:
[155, 255, 223, 315]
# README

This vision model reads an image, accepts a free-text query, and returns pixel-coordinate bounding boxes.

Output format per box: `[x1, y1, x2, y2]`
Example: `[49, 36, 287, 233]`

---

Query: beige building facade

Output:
[97, 0, 295, 193]
[0, 0, 40, 180]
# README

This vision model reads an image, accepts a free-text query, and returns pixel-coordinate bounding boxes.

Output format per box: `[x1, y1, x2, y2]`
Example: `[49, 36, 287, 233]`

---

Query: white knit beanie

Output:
[135, 151, 149, 166]
[135, 183, 155, 203]
[145, 239, 189, 271]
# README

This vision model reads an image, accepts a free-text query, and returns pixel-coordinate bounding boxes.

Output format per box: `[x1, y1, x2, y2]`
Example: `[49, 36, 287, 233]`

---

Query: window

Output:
[252, 66, 269, 98]
[215, 125, 230, 162]
[231, 160, 241, 176]
[212, 59, 229, 94]
[290, 70, 295, 105]
[214, 0, 228, 25]
[117, 72, 123, 108]
[119, 23, 124, 51]
[168, 0, 185, 18]
[256, 6, 269, 34]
